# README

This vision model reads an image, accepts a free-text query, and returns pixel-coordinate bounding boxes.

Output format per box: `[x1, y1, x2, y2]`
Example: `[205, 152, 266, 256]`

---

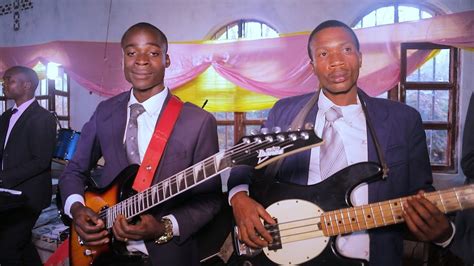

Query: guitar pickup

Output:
[266, 218, 282, 251]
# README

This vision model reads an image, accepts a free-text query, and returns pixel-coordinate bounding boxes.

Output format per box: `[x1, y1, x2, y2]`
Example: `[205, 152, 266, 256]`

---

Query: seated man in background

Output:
[0, 66, 57, 265]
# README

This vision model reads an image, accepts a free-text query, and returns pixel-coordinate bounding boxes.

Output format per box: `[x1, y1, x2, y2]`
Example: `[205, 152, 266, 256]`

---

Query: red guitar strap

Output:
[132, 96, 184, 192]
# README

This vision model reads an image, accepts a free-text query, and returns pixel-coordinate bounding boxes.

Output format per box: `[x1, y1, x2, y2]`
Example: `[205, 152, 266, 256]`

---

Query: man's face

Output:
[309, 27, 362, 95]
[122, 28, 170, 92]
[2, 70, 29, 101]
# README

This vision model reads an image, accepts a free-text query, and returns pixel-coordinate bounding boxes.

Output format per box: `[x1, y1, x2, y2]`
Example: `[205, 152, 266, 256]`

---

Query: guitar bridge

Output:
[266, 218, 282, 251]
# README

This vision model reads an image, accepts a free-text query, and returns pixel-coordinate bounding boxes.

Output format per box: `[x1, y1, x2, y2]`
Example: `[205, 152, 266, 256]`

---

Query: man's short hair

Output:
[307, 20, 360, 60]
[121, 22, 168, 53]
[8, 66, 39, 91]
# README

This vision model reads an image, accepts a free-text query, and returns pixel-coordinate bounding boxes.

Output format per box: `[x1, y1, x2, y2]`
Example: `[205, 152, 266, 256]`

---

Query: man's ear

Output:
[24, 80, 32, 91]
[165, 54, 171, 68]
[309, 60, 316, 72]
[358, 51, 363, 68]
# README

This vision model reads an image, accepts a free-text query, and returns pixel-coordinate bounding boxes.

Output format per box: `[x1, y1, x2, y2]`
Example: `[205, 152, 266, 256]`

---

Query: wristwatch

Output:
[155, 217, 173, 244]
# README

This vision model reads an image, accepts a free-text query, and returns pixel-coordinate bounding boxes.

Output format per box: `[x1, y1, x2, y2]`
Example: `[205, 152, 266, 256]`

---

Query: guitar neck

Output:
[321, 184, 474, 237]
[103, 150, 232, 229]
[100, 129, 322, 229]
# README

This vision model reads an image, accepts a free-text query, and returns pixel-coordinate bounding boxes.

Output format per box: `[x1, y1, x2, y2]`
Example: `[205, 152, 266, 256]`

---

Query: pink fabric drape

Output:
[0, 10, 473, 98]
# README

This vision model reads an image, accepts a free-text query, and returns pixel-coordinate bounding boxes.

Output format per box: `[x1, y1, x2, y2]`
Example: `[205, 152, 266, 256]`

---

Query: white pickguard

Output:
[264, 199, 329, 265]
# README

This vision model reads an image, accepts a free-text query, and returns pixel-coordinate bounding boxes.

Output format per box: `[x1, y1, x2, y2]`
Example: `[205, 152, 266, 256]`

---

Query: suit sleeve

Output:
[169, 113, 224, 243]
[0, 112, 56, 188]
[226, 101, 281, 191]
[450, 209, 474, 264]
[58, 106, 103, 203]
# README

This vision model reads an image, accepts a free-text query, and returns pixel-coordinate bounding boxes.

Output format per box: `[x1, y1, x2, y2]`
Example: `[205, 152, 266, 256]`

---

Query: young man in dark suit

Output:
[59, 23, 222, 265]
[228, 20, 453, 265]
[0, 66, 57, 265]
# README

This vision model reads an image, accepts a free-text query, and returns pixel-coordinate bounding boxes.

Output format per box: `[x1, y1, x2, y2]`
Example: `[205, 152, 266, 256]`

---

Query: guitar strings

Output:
[261, 189, 474, 241]
[100, 136, 299, 224]
[97, 140, 250, 222]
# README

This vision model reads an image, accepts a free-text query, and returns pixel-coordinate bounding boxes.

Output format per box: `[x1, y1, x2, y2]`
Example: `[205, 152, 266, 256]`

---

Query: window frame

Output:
[212, 19, 277, 147]
[398, 42, 458, 172]
[351, 2, 442, 28]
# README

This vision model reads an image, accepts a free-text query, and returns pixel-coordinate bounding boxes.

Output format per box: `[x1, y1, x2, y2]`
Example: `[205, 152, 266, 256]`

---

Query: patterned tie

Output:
[319, 106, 348, 180]
[125, 103, 146, 165]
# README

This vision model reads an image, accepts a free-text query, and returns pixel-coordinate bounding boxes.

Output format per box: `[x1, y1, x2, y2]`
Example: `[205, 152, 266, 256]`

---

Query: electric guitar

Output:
[68, 129, 323, 266]
[234, 162, 474, 265]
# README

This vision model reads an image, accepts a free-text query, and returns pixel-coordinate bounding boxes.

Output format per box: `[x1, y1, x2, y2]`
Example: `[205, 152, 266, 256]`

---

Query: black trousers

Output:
[0, 206, 42, 266]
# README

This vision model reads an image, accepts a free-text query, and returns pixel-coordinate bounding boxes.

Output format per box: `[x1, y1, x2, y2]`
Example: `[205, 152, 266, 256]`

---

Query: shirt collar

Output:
[13, 97, 35, 114]
[128, 87, 169, 116]
[318, 89, 363, 120]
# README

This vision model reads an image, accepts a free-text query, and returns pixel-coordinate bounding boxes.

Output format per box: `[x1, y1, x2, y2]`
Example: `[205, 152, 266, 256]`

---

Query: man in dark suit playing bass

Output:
[228, 20, 454, 265]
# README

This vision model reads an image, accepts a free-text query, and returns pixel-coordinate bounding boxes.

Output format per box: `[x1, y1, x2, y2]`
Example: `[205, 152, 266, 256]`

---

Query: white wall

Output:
[0, 0, 473, 186]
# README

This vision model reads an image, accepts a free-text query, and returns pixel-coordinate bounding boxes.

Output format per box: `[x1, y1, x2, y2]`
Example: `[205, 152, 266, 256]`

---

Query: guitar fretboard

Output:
[103, 152, 231, 229]
[321, 184, 474, 237]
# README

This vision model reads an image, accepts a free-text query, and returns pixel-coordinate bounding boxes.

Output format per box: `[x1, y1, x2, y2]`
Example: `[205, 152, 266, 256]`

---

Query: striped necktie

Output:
[319, 106, 348, 180]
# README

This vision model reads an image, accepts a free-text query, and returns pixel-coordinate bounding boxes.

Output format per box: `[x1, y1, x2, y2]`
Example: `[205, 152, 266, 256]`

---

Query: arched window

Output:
[353, 4, 435, 29]
[211, 20, 278, 149]
[212, 19, 279, 40]
[353, 4, 457, 171]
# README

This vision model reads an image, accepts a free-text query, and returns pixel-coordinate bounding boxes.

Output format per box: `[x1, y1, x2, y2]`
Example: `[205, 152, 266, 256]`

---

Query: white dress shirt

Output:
[2, 98, 36, 170]
[4, 98, 35, 148]
[308, 91, 370, 261]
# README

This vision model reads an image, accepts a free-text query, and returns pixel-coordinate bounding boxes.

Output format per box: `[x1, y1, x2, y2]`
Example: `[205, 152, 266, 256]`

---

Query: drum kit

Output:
[53, 128, 81, 164]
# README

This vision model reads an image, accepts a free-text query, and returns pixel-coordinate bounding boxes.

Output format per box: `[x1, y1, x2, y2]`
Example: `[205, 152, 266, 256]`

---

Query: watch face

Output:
[155, 218, 173, 244]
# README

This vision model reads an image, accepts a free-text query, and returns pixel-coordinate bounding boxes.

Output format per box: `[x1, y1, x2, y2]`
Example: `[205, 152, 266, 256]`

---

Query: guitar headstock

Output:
[228, 127, 323, 169]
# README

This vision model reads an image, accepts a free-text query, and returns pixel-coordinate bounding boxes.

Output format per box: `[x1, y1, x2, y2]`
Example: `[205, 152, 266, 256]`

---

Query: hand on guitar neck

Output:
[231, 191, 275, 248]
[71, 202, 109, 246]
[403, 190, 453, 243]
[71, 202, 167, 245]
[112, 214, 166, 242]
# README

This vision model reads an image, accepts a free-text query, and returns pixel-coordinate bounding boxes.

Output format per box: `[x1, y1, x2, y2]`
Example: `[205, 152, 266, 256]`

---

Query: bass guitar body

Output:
[241, 162, 382, 266]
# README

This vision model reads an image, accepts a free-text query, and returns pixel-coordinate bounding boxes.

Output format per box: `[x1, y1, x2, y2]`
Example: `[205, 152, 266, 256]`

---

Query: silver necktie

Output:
[125, 103, 146, 165]
[320, 106, 348, 180]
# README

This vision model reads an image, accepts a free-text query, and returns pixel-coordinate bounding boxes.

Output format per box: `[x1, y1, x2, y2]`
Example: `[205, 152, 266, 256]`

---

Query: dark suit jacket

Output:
[59, 90, 222, 265]
[229, 89, 433, 266]
[451, 92, 474, 265]
[0, 101, 57, 212]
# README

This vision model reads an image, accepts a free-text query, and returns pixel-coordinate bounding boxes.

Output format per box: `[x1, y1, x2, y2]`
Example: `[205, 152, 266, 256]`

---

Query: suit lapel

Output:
[359, 91, 390, 203]
[111, 92, 131, 168]
[0, 109, 14, 160]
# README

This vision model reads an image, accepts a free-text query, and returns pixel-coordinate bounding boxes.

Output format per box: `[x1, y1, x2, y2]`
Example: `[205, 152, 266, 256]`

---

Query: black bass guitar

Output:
[234, 162, 474, 265]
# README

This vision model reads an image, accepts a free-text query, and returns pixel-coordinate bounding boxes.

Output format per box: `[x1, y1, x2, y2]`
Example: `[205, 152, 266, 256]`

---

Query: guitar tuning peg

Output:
[250, 129, 259, 136]
[260, 128, 269, 135]
[276, 134, 285, 142]
[288, 133, 297, 141]
[304, 122, 314, 130]
[299, 131, 309, 140]
[272, 126, 281, 133]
